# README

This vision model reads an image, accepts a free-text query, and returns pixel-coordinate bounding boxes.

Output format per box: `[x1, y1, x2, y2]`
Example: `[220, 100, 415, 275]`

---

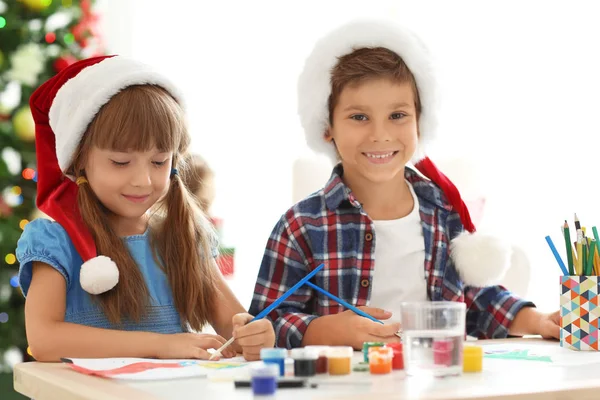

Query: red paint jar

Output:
[386, 343, 404, 370]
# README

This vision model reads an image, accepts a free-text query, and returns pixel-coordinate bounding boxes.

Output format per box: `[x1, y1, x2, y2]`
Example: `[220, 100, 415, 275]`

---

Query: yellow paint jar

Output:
[463, 345, 483, 373]
[327, 346, 353, 375]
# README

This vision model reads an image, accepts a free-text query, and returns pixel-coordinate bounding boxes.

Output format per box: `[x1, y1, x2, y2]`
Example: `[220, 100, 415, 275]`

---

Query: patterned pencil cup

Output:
[560, 275, 600, 351]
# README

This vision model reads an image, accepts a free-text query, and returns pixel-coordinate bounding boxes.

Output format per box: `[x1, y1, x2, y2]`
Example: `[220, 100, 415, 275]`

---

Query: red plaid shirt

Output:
[250, 165, 534, 348]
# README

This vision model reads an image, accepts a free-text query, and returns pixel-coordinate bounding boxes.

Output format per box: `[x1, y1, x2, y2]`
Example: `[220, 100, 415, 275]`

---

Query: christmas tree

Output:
[0, 0, 104, 378]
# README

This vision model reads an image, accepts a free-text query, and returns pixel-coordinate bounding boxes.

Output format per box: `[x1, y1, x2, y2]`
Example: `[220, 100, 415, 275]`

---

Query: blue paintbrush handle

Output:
[252, 263, 326, 321]
[304, 281, 383, 325]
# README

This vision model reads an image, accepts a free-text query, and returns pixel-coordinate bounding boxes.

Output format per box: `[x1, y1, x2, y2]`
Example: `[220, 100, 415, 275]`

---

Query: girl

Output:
[17, 55, 274, 361]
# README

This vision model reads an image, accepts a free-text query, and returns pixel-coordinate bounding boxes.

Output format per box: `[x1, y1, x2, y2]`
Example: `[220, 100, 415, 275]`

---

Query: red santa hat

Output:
[30, 55, 183, 294]
[297, 20, 511, 287]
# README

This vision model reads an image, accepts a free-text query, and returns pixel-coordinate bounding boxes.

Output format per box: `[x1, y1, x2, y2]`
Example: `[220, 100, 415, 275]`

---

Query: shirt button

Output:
[361, 279, 370, 288]
[365, 233, 373, 241]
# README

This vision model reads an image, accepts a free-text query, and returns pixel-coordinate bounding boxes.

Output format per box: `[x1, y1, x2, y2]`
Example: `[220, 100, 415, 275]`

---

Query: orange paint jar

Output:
[327, 346, 353, 375]
[368, 346, 393, 374]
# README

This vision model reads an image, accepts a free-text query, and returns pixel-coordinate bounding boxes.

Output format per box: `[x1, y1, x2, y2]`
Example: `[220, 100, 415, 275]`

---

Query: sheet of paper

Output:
[62, 356, 252, 381]
[482, 343, 600, 367]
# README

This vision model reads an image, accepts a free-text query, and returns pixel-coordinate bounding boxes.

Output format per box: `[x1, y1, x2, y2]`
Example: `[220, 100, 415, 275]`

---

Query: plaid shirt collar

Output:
[323, 163, 452, 212]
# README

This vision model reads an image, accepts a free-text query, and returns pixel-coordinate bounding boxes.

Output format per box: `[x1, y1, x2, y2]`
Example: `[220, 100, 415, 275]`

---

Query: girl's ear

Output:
[324, 127, 334, 143]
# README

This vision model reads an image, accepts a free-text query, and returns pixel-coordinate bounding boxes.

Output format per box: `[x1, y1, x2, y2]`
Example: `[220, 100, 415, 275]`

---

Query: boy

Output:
[250, 20, 559, 349]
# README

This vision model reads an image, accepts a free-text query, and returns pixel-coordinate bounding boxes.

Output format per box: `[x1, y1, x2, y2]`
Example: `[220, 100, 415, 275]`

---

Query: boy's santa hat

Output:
[30, 55, 182, 295]
[297, 20, 511, 287]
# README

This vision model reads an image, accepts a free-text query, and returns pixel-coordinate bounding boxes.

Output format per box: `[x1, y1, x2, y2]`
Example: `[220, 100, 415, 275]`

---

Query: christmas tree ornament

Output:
[12, 106, 36, 142]
[53, 54, 77, 73]
[0, 81, 22, 116]
[22, 0, 52, 12]
[1, 147, 22, 175]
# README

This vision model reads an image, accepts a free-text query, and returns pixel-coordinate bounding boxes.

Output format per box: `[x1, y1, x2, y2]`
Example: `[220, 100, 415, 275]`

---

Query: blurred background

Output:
[2, 0, 600, 397]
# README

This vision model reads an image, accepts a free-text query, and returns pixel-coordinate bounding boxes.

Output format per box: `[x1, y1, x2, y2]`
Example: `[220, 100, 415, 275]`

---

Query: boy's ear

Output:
[324, 127, 334, 142]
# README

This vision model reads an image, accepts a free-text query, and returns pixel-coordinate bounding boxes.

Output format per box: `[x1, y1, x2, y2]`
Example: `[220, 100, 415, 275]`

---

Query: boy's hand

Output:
[510, 307, 560, 339]
[303, 307, 401, 350]
[232, 313, 275, 361]
[538, 310, 560, 340]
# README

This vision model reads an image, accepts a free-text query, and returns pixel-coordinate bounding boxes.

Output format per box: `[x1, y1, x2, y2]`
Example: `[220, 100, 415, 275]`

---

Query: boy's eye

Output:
[350, 114, 368, 121]
[390, 112, 406, 120]
[111, 160, 129, 167]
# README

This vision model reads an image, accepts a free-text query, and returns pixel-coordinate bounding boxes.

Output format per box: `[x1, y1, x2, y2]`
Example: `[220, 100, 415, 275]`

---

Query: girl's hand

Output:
[157, 332, 236, 359]
[232, 313, 275, 361]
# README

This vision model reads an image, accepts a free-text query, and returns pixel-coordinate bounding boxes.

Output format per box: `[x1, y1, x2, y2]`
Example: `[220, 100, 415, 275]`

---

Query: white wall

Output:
[96, 0, 600, 312]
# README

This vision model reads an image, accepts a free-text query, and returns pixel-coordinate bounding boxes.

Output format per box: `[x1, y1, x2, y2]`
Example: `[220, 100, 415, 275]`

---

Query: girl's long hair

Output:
[69, 85, 218, 329]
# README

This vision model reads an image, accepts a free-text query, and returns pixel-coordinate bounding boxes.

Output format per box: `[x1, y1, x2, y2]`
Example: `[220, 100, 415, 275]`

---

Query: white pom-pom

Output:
[450, 232, 512, 287]
[80, 255, 119, 295]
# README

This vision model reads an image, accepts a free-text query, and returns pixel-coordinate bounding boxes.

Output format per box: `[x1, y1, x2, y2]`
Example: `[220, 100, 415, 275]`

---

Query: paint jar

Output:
[432, 338, 454, 366]
[260, 348, 287, 377]
[400, 301, 466, 377]
[305, 346, 329, 374]
[463, 345, 483, 373]
[368, 346, 393, 374]
[250, 362, 279, 396]
[385, 342, 404, 370]
[327, 346, 353, 375]
[362, 342, 384, 362]
[290, 348, 318, 377]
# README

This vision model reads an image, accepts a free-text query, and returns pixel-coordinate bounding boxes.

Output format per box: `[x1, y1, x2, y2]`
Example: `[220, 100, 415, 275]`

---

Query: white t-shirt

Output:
[369, 182, 427, 323]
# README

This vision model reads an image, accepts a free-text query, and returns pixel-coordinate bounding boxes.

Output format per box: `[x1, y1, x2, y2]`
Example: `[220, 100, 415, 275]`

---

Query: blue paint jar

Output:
[250, 362, 279, 396]
[260, 348, 287, 377]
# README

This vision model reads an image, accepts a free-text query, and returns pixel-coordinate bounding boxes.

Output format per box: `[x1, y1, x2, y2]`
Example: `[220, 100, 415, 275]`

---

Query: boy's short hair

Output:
[328, 47, 422, 125]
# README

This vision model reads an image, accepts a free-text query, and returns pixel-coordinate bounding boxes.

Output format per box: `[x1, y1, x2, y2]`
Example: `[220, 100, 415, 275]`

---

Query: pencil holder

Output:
[560, 275, 600, 351]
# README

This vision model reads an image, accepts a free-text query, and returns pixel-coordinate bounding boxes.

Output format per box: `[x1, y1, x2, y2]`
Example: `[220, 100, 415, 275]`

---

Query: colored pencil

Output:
[545, 236, 569, 275]
[576, 240, 583, 275]
[563, 221, 575, 275]
[304, 281, 383, 324]
[586, 240, 596, 276]
[592, 227, 600, 275]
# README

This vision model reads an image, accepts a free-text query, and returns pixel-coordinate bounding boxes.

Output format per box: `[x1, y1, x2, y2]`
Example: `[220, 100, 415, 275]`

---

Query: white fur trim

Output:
[450, 232, 511, 287]
[297, 20, 439, 164]
[49, 56, 184, 172]
[80, 255, 119, 295]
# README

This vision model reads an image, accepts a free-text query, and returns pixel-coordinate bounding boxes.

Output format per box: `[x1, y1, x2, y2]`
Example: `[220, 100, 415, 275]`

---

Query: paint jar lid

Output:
[463, 345, 483, 357]
[260, 348, 287, 359]
[385, 343, 403, 352]
[368, 346, 393, 361]
[290, 348, 319, 360]
[250, 361, 280, 378]
[305, 345, 330, 356]
[327, 346, 353, 358]
[363, 341, 384, 349]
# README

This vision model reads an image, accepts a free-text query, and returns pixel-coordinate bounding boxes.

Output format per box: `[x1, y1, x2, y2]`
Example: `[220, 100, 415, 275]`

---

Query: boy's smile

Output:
[363, 150, 400, 164]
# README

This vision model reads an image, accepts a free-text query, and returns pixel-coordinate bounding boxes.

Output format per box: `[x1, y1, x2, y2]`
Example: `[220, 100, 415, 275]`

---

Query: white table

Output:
[13, 338, 600, 400]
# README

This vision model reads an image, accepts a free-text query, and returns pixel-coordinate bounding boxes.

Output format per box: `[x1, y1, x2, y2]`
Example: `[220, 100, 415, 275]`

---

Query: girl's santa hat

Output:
[30, 55, 182, 295]
[297, 20, 511, 287]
